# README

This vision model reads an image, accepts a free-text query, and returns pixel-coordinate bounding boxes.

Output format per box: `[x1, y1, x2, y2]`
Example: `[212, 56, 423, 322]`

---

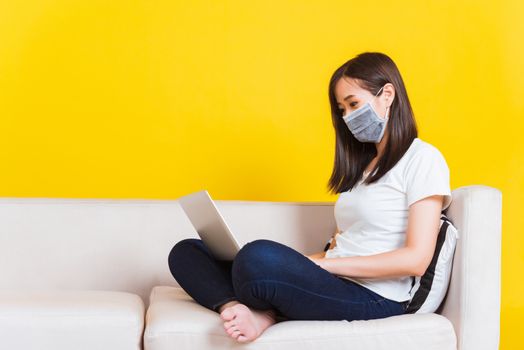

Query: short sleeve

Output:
[404, 145, 452, 211]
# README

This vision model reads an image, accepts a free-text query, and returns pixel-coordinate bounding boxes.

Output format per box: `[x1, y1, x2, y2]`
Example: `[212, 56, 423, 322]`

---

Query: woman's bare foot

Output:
[219, 303, 277, 343]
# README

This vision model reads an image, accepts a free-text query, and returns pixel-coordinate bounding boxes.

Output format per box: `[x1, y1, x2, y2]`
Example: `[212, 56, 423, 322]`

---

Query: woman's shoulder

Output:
[404, 137, 449, 170]
[408, 137, 446, 159]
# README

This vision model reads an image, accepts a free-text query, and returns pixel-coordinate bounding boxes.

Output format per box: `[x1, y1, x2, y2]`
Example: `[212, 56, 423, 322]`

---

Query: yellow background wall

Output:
[1, 0, 522, 346]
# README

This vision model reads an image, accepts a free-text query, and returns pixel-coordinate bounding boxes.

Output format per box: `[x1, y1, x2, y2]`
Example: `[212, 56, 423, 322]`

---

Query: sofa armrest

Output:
[439, 185, 502, 350]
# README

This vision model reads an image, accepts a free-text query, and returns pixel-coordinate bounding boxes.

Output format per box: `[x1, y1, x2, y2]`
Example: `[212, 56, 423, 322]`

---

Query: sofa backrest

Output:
[0, 197, 336, 303]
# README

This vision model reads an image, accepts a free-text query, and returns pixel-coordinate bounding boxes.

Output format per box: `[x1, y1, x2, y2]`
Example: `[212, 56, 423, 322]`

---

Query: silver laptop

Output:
[177, 189, 242, 261]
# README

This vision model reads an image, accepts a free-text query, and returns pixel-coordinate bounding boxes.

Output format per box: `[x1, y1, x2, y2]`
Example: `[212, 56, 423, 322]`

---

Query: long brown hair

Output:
[327, 52, 418, 194]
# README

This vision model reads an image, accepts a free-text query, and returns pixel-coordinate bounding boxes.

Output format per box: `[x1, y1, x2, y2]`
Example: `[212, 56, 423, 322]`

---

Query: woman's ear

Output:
[383, 83, 396, 108]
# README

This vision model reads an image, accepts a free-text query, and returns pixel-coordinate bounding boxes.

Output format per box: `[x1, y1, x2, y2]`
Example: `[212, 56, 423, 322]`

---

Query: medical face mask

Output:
[342, 85, 389, 143]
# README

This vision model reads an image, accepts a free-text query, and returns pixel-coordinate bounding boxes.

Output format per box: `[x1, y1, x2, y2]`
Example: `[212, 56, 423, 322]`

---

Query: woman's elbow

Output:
[404, 245, 433, 277]
[412, 257, 432, 277]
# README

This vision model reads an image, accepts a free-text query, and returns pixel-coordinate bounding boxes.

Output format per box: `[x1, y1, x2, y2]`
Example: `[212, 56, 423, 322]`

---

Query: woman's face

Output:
[334, 76, 392, 119]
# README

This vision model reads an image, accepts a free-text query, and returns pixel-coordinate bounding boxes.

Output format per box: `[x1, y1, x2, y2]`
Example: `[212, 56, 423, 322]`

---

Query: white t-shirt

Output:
[324, 137, 452, 302]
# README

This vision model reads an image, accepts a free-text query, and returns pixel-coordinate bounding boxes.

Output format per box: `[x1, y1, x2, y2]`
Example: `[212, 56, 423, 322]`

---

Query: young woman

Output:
[168, 51, 452, 343]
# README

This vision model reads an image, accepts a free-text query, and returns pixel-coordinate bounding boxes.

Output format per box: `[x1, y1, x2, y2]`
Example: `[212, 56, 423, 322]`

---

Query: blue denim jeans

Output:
[168, 238, 408, 321]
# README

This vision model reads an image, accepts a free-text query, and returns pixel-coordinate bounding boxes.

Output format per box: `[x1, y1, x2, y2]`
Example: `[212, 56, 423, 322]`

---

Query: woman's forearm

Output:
[317, 247, 419, 279]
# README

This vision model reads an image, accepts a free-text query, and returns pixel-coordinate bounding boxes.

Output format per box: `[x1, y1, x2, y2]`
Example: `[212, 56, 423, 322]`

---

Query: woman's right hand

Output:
[306, 229, 340, 260]
[328, 228, 340, 250]
[327, 237, 337, 250]
[306, 251, 326, 259]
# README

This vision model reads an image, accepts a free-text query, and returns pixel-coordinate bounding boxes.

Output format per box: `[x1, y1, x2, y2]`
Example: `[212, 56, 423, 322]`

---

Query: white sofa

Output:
[0, 185, 501, 350]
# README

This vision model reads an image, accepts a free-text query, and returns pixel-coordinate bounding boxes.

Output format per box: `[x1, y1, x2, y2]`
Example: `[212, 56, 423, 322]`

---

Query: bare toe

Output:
[223, 319, 236, 330]
[237, 335, 249, 343]
[220, 307, 236, 321]
[221, 304, 276, 342]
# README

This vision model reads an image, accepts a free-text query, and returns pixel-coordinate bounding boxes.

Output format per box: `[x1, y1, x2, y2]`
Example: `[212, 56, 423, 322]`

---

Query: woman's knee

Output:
[232, 239, 287, 280]
[237, 239, 285, 261]
[168, 238, 203, 271]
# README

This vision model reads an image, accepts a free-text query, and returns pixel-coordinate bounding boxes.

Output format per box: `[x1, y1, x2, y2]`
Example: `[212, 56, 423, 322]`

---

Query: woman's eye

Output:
[350, 102, 358, 107]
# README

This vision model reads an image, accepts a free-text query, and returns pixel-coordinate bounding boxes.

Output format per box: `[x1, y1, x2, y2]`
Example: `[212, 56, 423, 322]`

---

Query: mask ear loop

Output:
[373, 85, 389, 120]
[374, 86, 385, 98]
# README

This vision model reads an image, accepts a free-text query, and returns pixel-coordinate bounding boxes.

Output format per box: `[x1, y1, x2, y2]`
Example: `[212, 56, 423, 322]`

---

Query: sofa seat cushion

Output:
[145, 286, 457, 350]
[0, 289, 144, 350]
